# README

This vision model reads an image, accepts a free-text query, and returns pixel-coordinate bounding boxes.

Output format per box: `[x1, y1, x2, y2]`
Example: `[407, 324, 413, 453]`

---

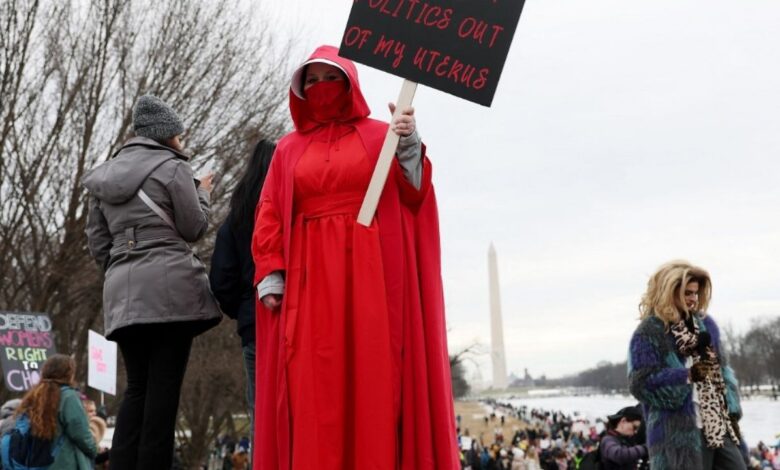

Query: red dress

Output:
[252, 45, 459, 470]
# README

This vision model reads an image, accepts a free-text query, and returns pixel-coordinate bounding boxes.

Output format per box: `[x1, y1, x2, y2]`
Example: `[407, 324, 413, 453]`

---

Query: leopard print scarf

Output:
[669, 315, 739, 448]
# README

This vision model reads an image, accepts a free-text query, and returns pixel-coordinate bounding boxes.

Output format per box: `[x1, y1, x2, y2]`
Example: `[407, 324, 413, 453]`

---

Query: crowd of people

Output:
[750, 441, 780, 470]
[460, 398, 779, 470]
[457, 399, 648, 470]
[204, 435, 251, 470]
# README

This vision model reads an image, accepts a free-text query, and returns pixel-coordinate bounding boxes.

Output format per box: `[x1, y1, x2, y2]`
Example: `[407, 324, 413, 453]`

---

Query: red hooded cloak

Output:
[252, 45, 458, 470]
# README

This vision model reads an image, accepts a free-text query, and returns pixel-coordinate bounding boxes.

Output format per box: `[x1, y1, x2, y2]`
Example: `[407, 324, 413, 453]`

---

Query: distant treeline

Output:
[546, 316, 780, 392]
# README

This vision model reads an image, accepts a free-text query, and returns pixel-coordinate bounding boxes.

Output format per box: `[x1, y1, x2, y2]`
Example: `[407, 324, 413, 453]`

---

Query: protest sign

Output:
[0, 311, 57, 392]
[88, 330, 117, 395]
[339, 0, 526, 107]
[339, 0, 526, 224]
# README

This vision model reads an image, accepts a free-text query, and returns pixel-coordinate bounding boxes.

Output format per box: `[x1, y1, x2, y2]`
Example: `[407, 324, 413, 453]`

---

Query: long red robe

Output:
[251, 45, 459, 470]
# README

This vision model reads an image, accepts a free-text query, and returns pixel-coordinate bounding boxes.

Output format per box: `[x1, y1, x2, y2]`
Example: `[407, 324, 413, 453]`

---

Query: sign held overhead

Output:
[339, 0, 526, 107]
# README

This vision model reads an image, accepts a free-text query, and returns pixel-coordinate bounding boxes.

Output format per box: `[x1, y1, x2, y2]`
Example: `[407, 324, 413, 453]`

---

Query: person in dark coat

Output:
[210, 139, 275, 440]
[83, 94, 221, 469]
[599, 406, 648, 470]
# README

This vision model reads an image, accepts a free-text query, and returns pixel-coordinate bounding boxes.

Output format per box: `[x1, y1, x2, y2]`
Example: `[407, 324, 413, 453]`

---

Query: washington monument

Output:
[488, 243, 508, 389]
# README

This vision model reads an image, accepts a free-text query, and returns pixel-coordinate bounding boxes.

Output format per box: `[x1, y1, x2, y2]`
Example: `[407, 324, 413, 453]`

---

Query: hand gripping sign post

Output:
[339, 0, 527, 225]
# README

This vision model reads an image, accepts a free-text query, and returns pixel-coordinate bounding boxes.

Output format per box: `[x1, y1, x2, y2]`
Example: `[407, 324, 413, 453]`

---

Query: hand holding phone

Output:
[195, 159, 214, 180]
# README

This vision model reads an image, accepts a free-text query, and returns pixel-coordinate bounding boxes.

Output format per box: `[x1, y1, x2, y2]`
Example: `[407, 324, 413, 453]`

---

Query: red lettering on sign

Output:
[434, 55, 451, 77]
[489, 24, 504, 48]
[473, 68, 490, 90]
[458, 17, 503, 47]
[373, 35, 406, 69]
[437, 8, 453, 29]
[404, 0, 421, 20]
[380, 0, 394, 15]
[414, 3, 428, 23]
[344, 26, 373, 50]
[391, 0, 404, 17]
[0, 331, 53, 348]
[447, 60, 464, 81]
[412, 47, 491, 91]
[422, 6, 440, 27]
[90, 346, 103, 361]
[460, 65, 476, 87]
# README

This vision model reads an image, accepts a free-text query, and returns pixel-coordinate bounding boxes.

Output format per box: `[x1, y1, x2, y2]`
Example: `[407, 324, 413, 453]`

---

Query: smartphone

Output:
[195, 159, 214, 180]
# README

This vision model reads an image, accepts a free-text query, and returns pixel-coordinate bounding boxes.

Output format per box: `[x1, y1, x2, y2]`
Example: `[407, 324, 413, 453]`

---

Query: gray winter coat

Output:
[83, 137, 221, 338]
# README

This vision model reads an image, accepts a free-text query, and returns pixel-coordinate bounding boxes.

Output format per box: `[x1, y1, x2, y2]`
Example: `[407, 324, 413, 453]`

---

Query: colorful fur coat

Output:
[628, 314, 742, 470]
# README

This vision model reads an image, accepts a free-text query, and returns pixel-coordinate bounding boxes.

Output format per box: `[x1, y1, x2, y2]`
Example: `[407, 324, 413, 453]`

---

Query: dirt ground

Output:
[454, 400, 527, 445]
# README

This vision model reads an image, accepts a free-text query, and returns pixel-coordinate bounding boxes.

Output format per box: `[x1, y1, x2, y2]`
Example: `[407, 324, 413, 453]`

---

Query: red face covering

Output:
[304, 80, 351, 122]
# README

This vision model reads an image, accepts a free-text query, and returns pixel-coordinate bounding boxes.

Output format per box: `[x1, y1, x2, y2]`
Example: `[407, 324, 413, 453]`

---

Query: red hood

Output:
[289, 45, 371, 133]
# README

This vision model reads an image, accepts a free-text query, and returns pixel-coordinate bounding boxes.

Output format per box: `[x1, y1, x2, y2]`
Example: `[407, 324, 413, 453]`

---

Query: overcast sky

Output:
[254, 0, 780, 383]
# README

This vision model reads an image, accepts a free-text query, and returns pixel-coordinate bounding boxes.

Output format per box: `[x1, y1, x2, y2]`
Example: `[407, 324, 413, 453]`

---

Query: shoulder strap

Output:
[137, 189, 177, 231]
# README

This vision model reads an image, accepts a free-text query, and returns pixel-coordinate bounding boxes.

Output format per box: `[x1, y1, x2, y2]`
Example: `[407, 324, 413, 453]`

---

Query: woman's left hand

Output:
[389, 103, 416, 137]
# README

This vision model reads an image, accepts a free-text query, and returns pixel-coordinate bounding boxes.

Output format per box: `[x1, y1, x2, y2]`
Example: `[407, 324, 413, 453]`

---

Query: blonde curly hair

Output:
[639, 260, 711, 325]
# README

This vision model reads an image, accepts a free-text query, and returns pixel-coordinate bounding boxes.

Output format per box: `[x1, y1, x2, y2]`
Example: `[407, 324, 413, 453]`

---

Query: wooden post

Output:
[357, 79, 418, 226]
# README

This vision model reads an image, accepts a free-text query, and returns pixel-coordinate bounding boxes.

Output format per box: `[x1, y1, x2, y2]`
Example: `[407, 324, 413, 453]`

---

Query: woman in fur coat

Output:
[628, 260, 746, 470]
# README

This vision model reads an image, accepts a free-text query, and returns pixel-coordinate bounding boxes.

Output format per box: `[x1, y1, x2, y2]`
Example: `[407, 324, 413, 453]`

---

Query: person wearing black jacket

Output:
[210, 139, 275, 439]
[599, 406, 648, 470]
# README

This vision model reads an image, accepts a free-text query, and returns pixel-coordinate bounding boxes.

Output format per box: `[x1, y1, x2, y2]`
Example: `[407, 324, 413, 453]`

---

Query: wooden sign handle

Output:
[357, 79, 418, 226]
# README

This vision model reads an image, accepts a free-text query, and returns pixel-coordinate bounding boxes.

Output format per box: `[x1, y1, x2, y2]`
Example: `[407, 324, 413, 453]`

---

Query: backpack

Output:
[577, 448, 602, 470]
[0, 413, 63, 470]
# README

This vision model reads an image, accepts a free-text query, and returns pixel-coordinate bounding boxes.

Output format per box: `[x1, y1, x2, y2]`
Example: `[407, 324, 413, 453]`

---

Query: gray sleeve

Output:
[257, 271, 285, 299]
[396, 130, 423, 190]
[166, 160, 210, 243]
[85, 196, 112, 271]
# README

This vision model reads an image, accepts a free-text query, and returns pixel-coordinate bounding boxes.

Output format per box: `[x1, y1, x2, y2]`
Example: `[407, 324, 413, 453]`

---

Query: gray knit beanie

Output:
[132, 95, 184, 141]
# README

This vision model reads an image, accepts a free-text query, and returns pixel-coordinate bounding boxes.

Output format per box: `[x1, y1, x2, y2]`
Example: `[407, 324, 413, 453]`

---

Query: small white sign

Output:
[88, 330, 117, 395]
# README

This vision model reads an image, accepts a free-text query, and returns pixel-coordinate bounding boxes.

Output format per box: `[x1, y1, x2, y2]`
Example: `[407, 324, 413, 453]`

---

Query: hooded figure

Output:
[251, 45, 459, 469]
[83, 95, 220, 469]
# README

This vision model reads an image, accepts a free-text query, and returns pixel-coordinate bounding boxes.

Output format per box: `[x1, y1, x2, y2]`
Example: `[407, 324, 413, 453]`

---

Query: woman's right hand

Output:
[261, 294, 282, 311]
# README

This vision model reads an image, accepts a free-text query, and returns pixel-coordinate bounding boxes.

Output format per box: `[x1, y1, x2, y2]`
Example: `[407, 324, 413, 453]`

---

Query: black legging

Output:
[109, 324, 193, 470]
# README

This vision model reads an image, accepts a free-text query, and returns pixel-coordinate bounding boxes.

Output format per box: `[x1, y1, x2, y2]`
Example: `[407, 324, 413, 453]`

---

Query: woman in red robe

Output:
[251, 45, 459, 470]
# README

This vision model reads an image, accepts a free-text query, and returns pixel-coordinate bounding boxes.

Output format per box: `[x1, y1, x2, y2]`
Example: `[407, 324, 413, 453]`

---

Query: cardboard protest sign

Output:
[88, 330, 117, 395]
[0, 312, 57, 392]
[339, 0, 526, 107]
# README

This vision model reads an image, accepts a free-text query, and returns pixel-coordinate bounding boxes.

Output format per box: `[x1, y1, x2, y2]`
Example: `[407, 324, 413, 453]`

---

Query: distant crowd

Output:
[457, 398, 780, 470]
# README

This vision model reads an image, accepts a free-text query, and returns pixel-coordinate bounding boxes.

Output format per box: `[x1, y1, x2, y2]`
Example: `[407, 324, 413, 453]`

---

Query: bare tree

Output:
[1, 0, 292, 463]
[450, 342, 484, 398]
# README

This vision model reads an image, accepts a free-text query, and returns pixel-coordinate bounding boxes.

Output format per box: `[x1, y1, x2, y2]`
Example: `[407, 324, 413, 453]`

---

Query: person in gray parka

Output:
[83, 95, 221, 470]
